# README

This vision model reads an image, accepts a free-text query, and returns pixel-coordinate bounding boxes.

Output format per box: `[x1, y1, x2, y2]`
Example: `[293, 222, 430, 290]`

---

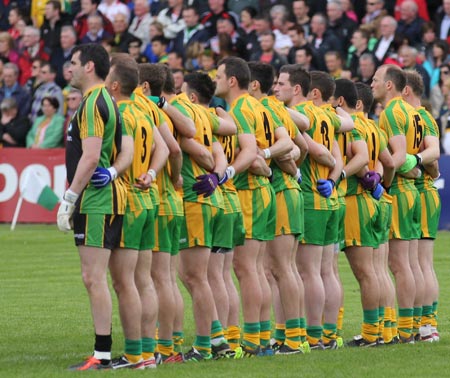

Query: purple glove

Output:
[317, 179, 335, 198]
[360, 171, 381, 190]
[193, 173, 219, 197]
[371, 183, 385, 200]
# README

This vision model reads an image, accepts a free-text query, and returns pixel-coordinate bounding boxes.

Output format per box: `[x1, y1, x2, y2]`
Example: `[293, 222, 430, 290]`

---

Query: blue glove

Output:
[91, 167, 117, 188]
[317, 179, 335, 198]
[360, 171, 381, 190]
[371, 183, 385, 200]
[193, 173, 219, 197]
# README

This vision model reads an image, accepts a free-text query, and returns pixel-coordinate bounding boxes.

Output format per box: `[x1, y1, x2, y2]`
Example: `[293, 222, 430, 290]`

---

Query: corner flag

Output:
[20, 169, 60, 210]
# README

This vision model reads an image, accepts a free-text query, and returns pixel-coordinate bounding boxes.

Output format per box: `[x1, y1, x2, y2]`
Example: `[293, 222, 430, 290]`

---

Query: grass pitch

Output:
[0, 224, 449, 377]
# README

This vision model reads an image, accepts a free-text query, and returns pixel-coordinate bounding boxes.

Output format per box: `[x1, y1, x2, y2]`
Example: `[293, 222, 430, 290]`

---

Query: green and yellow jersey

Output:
[293, 100, 337, 210]
[66, 84, 126, 214]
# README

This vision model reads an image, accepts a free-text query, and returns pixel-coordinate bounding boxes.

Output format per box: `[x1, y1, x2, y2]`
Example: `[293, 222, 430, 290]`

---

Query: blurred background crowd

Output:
[1, 0, 450, 152]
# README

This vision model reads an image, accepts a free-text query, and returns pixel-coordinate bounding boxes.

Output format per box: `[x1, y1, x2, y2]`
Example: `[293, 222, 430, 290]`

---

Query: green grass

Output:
[1, 224, 449, 377]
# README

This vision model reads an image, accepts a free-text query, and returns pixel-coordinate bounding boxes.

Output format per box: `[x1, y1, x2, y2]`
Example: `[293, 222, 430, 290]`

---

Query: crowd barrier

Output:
[0, 148, 449, 229]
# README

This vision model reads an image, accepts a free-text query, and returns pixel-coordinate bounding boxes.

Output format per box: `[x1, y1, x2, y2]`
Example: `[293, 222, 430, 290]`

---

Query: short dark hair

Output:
[354, 28, 370, 42]
[384, 65, 406, 92]
[334, 79, 358, 108]
[297, 45, 313, 58]
[41, 95, 60, 110]
[183, 5, 199, 15]
[184, 72, 216, 104]
[47, 0, 61, 12]
[110, 53, 139, 96]
[72, 43, 110, 80]
[138, 63, 166, 96]
[248, 61, 275, 94]
[279, 64, 310, 97]
[288, 24, 305, 35]
[405, 70, 424, 97]
[355, 82, 374, 114]
[41, 61, 57, 74]
[218, 56, 251, 90]
[157, 63, 175, 94]
[310, 71, 335, 101]
[151, 35, 169, 46]
[241, 6, 258, 18]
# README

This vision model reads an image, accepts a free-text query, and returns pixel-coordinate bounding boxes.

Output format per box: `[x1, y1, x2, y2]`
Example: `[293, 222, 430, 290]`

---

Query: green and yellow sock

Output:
[383, 307, 392, 343]
[243, 322, 260, 350]
[285, 318, 301, 350]
[361, 309, 379, 343]
[193, 335, 211, 357]
[157, 339, 173, 359]
[378, 306, 385, 339]
[142, 337, 156, 361]
[397, 308, 413, 339]
[274, 323, 285, 345]
[431, 301, 438, 328]
[421, 305, 433, 327]
[322, 323, 337, 345]
[172, 331, 184, 355]
[391, 307, 398, 338]
[306, 325, 322, 346]
[413, 307, 422, 337]
[226, 325, 241, 350]
[299, 317, 307, 342]
[260, 320, 271, 348]
[211, 320, 225, 345]
[124, 339, 142, 363]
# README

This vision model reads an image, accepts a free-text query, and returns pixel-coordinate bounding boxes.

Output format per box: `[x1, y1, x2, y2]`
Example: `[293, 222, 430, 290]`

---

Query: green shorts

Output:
[275, 188, 303, 237]
[238, 185, 276, 241]
[73, 212, 123, 250]
[343, 192, 379, 248]
[120, 208, 156, 250]
[390, 189, 421, 240]
[373, 193, 392, 246]
[179, 202, 218, 249]
[154, 214, 183, 255]
[213, 210, 245, 250]
[301, 208, 338, 246]
[419, 188, 441, 239]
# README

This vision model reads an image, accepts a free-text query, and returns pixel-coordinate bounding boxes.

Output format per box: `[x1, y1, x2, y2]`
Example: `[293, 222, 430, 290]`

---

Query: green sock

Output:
[193, 335, 211, 357]
[243, 322, 260, 350]
[299, 317, 306, 342]
[142, 337, 156, 354]
[173, 331, 184, 354]
[260, 320, 271, 348]
[125, 339, 142, 358]
[211, 319, 224, 343]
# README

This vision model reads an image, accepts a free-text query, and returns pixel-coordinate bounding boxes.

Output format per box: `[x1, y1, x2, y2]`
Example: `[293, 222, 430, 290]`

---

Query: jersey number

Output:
[413, 114, 423, 149]
[141, 126, 148, 164]
[320, 120, 331, 150]
[263, 113, 273, 146]
[222, 135, 234, 164]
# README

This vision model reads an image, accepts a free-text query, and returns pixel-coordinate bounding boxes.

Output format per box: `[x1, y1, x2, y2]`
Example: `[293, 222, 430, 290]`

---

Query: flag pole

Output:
[10, 194, 24, 231]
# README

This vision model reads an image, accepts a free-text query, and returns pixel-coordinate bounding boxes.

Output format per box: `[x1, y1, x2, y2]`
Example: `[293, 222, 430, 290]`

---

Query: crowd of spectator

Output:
[0, 0, 450, 152]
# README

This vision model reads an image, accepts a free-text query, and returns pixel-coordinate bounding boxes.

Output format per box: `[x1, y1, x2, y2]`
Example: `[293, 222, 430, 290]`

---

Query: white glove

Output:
[57, 189, 79, 232]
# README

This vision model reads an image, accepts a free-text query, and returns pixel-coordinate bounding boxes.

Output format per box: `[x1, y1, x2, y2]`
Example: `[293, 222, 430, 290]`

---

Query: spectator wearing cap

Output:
[128, 37, 149, 63]
[157, 0, 186, 40]
[172, 6, 210, 59]
[17, 26, 50, 87]
[80, 13, 113, 44]
[0, 97, 31, 147]
[0, 62, 31, 118]
[129, 0, 154, 52]
[26, 96, 65, 148]
[30, 62, 64, 124]
[111, 12, 135, 53]
[74, 0, 114, 42]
